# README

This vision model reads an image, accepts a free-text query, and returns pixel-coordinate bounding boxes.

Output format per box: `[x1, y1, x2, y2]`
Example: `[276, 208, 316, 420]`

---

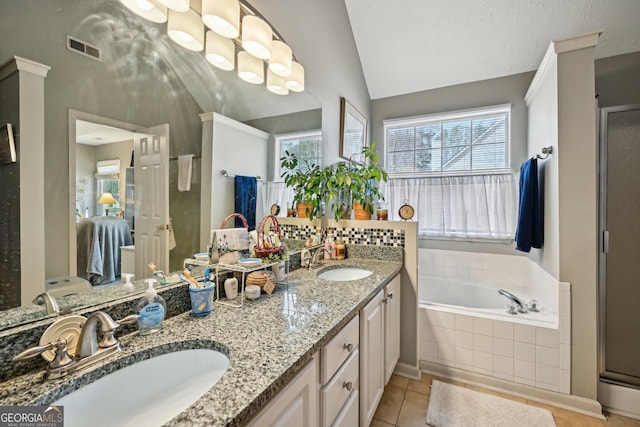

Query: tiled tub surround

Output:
[418, 249, 571, 394]
[0, 250, 402, 426]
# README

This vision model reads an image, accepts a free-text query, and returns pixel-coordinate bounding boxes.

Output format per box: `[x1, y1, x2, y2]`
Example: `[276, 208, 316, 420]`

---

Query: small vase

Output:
[272, 261, 286, 282]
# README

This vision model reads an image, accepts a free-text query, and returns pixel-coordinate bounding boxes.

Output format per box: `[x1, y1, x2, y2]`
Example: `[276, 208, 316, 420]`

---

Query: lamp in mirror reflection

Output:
[121, 0, 168, 23]
[121, 0, 303, 93]
[202, 0, 240, 38]
[168, 8, 205, 51]
[206, 31, 234, 70]
[238, 51, 264, 84]
[98, 193, 117, 216]
[157, 0, 190, 12]
[267, 69, 289, 95]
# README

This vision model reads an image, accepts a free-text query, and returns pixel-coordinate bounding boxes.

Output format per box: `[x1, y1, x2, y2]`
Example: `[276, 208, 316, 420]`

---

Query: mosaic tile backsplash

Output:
[281, 223, 405, 247]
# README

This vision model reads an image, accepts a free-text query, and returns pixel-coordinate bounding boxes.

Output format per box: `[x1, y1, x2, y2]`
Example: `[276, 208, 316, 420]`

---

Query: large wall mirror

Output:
[0, 0, 321, 330]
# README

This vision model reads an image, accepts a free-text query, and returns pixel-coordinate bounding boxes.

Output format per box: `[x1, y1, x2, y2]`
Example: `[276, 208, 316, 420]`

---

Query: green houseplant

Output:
[280, 151, 325, 220]
[280, 143, 388, 221]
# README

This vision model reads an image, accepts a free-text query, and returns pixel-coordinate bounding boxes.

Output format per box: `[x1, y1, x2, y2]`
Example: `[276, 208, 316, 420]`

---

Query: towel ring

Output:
[536, 146, 553, 160]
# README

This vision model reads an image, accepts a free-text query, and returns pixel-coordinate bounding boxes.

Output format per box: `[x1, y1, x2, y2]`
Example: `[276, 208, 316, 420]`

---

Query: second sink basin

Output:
[52, 348, 229, 427]
[317, 267, 373, 281]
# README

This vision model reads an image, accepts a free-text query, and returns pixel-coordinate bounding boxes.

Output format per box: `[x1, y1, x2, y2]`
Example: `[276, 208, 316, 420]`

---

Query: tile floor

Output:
[373, 373, 640, 427]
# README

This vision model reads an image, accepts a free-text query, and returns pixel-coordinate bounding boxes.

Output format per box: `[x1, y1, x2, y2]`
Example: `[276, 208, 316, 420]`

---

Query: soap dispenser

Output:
[138, 279, 166, 335]
[121, 273, 135, 294]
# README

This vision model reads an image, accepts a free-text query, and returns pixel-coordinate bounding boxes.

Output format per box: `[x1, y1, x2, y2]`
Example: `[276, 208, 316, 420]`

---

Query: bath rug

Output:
[426, 380, 556, 427]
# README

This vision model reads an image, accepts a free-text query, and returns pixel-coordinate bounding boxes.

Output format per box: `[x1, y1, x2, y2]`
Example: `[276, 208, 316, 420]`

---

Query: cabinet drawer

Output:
[331, 389, 358, 427]
[321, 348, 359, 427]
[321, 314, 359, 384]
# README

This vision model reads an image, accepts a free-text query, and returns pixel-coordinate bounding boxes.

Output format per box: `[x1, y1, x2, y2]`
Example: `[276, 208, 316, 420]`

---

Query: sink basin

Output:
[317, 267, 373, 281]
[53, 349, 229, 427]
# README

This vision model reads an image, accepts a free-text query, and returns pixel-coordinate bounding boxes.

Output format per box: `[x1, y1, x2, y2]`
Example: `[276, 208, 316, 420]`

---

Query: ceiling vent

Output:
[66, 35, 102, 61]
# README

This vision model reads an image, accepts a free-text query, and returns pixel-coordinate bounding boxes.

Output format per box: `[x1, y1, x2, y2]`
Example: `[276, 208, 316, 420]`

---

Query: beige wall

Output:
[557, 47, 599, 400]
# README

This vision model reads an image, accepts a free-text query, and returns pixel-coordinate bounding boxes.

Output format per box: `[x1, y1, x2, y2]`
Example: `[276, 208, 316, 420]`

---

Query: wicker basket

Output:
[254, 215, 287, 259]
[220, 213, 249, 230]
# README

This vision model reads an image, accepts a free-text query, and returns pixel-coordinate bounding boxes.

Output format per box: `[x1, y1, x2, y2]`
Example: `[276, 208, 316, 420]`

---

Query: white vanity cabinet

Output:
[248, 354, 319, 427]
[360, 274, 402, 427]
[360, 288, 385, 427]
[320, 315, 360, 427]
[384, 275, 401, 384]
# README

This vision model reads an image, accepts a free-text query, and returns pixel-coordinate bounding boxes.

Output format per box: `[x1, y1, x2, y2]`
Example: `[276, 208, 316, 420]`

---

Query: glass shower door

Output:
[599, 104, 640, 388]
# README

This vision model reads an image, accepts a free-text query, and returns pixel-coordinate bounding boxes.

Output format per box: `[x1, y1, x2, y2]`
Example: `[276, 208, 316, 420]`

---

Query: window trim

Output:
[273, 129, 322, 182]
[383, 104, 511, 178]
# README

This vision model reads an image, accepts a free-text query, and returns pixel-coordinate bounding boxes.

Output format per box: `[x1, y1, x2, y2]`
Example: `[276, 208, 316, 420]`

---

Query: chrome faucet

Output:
[310, 247, 331, 268]
[300, 248, 312, 268]
[32, 292, 60, 315]
[498, 289, 528, 314]
[13, 312, 138, 380]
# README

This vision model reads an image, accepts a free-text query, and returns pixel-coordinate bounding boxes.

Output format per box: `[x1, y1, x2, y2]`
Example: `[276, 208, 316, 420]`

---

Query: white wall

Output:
[200, 113, 268, 251]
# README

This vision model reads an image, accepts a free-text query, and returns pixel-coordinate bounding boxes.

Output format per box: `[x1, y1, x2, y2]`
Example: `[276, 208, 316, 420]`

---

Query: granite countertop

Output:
[0, 256, 402, 426]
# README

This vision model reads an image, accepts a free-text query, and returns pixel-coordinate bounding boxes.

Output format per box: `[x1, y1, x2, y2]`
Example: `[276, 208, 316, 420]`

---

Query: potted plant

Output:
[280, 151, 325, 220]
[349, 143, 388, 219]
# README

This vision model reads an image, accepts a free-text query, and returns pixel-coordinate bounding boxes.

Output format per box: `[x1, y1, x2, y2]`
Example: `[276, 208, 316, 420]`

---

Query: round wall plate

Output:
[39, 314, 87, 361]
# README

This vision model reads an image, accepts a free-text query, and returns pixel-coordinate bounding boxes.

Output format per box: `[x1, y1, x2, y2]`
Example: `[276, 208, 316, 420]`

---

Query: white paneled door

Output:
[134, 124, 170, 280]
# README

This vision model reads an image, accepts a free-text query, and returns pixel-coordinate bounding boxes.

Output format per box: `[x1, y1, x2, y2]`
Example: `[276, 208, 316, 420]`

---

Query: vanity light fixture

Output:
[202, 0, 240, 39]
[266, 69, 289, 95]
[241, 15, 272, 60]
[168, 8, 205, 51]
[157, 0, 190, 12]
[285, 61, 305, 92]
[237, 51, 264, 84]
[205, 31, 235, 70]
[120, 0, 168, 23]
[122, 0, 304, 93]
[268, 40, 292, 77]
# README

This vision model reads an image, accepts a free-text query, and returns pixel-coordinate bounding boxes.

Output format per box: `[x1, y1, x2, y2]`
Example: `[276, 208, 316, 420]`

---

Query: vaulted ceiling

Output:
[344, 0, 640, 99]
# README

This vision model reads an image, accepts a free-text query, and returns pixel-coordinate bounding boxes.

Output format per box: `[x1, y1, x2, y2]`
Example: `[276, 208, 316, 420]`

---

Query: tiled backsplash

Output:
[281, 223, 405, 247]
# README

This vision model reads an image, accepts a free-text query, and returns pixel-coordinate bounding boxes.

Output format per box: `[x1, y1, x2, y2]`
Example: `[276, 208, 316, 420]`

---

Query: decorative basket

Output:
[220, 213, 249, 230]
[254, 215, 287, 259]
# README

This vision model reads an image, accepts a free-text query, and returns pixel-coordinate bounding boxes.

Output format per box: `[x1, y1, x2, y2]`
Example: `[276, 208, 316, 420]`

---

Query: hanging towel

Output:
[177, 154, 194, 192]
[168, 218, 176, 250]
[515, 158, 543, 252]
[234, 175, 257, 231]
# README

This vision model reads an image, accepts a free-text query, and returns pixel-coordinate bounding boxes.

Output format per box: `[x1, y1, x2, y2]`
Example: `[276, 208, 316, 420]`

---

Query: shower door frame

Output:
[598, 102, 640, 389]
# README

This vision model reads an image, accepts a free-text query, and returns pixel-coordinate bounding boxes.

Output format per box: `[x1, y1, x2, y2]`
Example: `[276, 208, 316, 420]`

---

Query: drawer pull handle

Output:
[343, 381, 353, 391]
[343, 343, 353, 352]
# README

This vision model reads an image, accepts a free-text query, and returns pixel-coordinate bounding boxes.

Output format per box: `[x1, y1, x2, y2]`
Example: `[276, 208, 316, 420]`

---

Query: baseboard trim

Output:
[420, 361, 604, 420]
[393, 362, 421, 380]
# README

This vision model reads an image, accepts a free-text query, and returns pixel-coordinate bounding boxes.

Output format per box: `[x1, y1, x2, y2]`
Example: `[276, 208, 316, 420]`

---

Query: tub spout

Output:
[498, 289, 527, 314]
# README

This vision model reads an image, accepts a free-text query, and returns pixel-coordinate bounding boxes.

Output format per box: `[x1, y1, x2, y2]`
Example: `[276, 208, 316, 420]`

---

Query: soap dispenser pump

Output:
[121, 273, 135, 293]
[137, 279, 166, 335]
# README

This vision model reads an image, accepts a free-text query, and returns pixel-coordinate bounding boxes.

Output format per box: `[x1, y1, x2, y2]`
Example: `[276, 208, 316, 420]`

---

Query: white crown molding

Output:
[199, 112, 269, 139]
[0, 56, 51, 81]
[524, 43, 557, 106]
[524, 30, 602, 106]
[553, 29, 603, 54]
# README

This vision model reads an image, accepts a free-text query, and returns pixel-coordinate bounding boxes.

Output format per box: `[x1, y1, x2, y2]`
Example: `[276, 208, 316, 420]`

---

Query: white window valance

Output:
[382, 173, 518, 241]
[95, 159, 120, 179]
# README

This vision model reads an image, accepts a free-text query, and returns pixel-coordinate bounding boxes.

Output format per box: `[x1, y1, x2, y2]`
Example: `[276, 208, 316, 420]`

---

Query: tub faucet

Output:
[498, 289, 528, 314]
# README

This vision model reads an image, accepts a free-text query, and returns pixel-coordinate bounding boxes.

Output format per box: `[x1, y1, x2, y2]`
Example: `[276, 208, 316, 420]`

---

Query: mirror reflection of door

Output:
[72, 114, 169, 287]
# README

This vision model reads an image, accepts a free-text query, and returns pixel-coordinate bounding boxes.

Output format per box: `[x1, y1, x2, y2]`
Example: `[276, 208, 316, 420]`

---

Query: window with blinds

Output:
[384, 105, 511, 176]
[274, 130, 322, 180]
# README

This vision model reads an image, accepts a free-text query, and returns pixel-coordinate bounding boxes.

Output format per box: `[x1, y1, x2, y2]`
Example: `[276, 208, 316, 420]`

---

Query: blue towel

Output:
[515, 158, 543, 252]
[234, 176, 257, 231]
